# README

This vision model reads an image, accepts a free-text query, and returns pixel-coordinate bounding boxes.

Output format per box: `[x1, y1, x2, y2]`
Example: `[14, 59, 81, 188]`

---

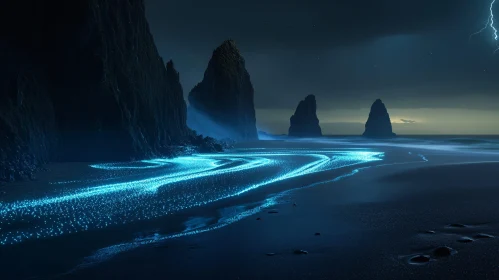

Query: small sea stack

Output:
[187, 40, 258, 141]
[362, 99, 396, 138]
[288, 95, 322, 137]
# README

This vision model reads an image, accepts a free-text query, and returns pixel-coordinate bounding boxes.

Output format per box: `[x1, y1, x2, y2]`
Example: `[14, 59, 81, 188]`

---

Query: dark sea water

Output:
[321, 135, 499, 150]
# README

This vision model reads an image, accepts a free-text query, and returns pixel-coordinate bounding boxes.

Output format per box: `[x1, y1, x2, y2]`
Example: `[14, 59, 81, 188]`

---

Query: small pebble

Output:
[474, 233, 494, 239]
[268, 210, 279, 214]
[457, 237, 474, 243]
[449, 223, 467, 228]
[314, 232, 321, 236]
[293, 249, 308, 255]
[256, 217, 261, 220]
[409, 255, 431, 264]
[433, 246, 454, 257]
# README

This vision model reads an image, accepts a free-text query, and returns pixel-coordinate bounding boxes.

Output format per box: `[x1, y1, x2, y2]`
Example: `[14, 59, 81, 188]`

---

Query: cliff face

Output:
[166, 60, 225, 153]
[187, 40, 258, 141]
[288, 95, 322, 137]
[0, 63, 56, 181]
[0, 0, 190, 181]
[165, 60, 187, 125]
[51, 0, 189, 161]
[363, 99, 396, 138]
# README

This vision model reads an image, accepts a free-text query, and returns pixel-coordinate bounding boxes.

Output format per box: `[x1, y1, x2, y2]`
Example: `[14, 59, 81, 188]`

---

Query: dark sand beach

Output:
[1, 137, 499, 280]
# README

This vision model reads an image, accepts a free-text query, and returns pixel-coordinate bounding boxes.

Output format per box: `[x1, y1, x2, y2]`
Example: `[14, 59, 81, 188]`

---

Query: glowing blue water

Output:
[0, 149, 383, 246]
[78, 150, 434, 269]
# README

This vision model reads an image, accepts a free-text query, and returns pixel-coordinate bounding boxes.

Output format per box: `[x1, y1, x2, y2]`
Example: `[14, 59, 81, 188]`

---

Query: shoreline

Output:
[68, 147, 499, 280]
[1, 140, 499, 279]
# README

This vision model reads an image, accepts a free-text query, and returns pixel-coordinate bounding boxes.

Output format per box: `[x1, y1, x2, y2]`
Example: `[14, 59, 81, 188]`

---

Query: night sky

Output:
[146, 0, 499, 135]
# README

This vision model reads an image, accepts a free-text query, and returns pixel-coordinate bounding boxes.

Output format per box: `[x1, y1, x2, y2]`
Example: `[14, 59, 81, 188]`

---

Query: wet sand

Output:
[67, 141, 499, 280]
[2, 139, 499, 279]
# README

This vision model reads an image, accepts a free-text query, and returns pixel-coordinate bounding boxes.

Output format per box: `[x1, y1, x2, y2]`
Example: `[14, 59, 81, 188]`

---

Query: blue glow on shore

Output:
[0, 149, 383, 246]
[79, 150, 432, 268]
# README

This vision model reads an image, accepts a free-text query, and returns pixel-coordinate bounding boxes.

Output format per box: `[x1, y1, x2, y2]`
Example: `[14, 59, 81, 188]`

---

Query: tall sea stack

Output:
[0, 0, 191, 181]
[288, 95, 322, 137]
[187, 40, 258, 141]
[363, 99, 396, 138]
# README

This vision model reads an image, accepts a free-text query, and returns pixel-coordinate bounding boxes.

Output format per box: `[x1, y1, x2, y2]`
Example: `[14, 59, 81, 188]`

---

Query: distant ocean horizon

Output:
[322, 134, 499, 138]
[257, 134, 499, 150]
[259, 131, 499, 138]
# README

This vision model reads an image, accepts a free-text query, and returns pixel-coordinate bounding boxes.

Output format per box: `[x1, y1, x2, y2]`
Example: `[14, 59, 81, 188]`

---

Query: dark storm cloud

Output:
[147, 0, 479, 50]
[146, 0, 499, 116]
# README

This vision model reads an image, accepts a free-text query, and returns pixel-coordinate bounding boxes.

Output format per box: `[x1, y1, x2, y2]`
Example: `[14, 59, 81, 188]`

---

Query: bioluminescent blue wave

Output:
[77, 152, 431, 269]
[89, 158, 174, 170]
[0, 149, 383, 246]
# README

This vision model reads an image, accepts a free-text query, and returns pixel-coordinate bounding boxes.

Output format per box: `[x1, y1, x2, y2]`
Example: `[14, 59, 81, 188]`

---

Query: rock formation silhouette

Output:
[288, 95, 322, 137]
[166, 60, 224, 153]
[362, 99, 396, 138]
[188, 40, 258, 141]
[0, 0, 209, 182]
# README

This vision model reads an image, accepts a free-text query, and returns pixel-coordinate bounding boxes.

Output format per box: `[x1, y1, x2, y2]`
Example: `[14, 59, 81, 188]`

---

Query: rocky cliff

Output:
[165, 60, 225, 153]
[0, 60, 56, 181]
[187, 40, 258, 141]
[0, 0, 192, 181]
[362, 99, 396, 138]
[288, 95, 322, 137]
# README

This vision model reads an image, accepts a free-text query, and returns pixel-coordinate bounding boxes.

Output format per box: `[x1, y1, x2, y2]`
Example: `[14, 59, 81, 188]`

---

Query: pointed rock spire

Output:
[363, 99, 396, 138]
[288, 95, 322, 137]
[187, 40, 258, 140]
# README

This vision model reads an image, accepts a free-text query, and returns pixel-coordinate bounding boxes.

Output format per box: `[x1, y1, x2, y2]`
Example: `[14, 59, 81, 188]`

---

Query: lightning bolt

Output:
[470, 0, 499, 53]
[469, 15, 490, 40]
[491, 0, 498, 40]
